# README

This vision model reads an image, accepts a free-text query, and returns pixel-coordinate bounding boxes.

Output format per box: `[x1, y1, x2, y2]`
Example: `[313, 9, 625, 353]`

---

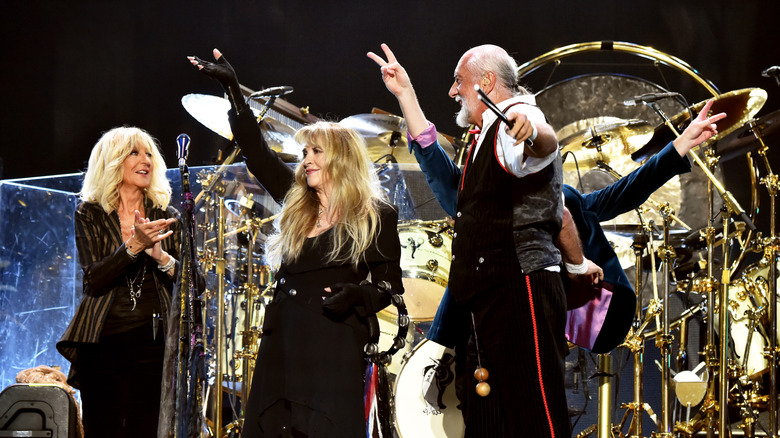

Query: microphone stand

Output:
[174, 136, 206, 438]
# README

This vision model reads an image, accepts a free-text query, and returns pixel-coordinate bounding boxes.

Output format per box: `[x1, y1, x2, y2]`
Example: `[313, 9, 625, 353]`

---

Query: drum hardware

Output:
[649, 203, 678, 437]
[736, 110, 780, 437]
[453, 128, 474, 166]
[339, 113, 456, 163]
[595, 353, 614, 438]
[607, 228, 659, 437]
[565, 127, 693, 231]
[207, 196, 228, 436]
[715, 109, 780, 162]
[557, 117, 654, 172]
[181, 93, 301, 163]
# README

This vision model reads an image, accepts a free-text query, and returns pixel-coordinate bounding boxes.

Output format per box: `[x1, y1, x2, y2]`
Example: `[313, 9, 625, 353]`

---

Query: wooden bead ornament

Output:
[474, 367, 491, 397]
[470, 312, 491, 397]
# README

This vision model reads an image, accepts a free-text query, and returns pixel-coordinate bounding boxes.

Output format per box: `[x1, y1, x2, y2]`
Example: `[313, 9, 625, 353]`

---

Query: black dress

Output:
[228, 108, 404, 437]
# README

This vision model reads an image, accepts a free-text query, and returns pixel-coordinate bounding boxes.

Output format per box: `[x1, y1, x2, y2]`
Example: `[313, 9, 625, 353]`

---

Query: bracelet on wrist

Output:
[565, 260, 588, 275]
[125, 239, 140, 259]
[158, 256, 176, 273]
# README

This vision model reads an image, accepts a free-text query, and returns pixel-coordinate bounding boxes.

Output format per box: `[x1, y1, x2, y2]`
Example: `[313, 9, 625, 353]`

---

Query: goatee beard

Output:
[455, 104, 471, 128]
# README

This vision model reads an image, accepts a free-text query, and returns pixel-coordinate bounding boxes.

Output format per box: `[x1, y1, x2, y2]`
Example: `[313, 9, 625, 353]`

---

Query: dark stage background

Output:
[1, 1, 778, 183]
[2, 1, 780, 435]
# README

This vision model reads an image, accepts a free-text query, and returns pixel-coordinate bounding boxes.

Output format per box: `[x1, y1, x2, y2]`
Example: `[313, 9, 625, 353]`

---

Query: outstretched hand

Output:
[673, 99, 727, 156]
[187, 48, 242, 99]
[367, 43, 414, 99]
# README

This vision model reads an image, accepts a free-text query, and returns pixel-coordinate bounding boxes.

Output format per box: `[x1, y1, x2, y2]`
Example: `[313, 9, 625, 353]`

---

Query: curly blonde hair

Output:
[80, 126, 171, 213]
[265, 121, 388, 268]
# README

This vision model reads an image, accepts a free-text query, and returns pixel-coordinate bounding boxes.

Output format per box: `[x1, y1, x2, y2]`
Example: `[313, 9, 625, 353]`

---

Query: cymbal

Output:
[557, 116, 654, 171]
[714, 108, 780, 162]
[632, 88, 767, 162]
[181, 93, 300, 160]
[339, 113, 455, 163]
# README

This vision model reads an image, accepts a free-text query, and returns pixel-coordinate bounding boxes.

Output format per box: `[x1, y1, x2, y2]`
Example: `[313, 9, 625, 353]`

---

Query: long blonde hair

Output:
[264, 121, 388, 268]
[80, 126, 171, 213]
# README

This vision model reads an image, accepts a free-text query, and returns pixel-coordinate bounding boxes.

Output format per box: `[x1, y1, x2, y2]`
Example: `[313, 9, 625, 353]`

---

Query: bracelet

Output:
[125, 239, 141, 260]
[158, 256, 176, 273]
[565, 260, 589, 275]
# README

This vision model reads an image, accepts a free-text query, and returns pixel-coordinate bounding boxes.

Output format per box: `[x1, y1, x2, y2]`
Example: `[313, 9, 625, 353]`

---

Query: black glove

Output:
[322, 282, 390, 318]
[190, 51, 248, 112]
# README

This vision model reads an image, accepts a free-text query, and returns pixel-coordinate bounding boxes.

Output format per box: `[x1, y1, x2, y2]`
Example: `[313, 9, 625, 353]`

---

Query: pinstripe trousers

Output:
[460, 270, 570, 438]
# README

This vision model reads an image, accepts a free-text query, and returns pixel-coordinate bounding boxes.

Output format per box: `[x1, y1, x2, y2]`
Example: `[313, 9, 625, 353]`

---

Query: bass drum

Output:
[385, 221, 453, 322]
[393, 339, 465, 438]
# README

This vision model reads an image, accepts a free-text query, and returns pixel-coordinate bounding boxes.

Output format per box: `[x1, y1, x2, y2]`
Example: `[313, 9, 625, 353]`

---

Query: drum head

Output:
[393, 339, 465, 438]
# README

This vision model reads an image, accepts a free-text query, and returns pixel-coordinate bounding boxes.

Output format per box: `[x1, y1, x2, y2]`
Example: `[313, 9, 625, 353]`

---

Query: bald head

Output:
[459, 45, 527, 99]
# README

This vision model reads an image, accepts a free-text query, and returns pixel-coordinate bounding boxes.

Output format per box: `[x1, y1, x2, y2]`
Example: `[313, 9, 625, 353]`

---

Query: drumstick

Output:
[474, 85, 513, 128]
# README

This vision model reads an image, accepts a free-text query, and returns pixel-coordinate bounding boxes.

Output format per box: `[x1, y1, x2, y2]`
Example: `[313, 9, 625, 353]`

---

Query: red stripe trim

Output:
[460, 138, 477, 191]
[526, 275, 556, 438]
[492, 126, 512, 174]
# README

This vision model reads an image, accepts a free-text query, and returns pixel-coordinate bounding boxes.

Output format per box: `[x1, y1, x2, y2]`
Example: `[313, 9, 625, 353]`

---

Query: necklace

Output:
[316, 205, 325, 228]
[126, 262, 147, 311]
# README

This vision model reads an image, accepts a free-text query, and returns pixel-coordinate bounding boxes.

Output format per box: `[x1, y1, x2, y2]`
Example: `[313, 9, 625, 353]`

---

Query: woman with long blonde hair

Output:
[190, 49, 403, 437]
[57, 126, 180, 437]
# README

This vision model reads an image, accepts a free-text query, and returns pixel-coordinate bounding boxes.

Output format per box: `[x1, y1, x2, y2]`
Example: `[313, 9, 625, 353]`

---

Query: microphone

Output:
[176, 133, 190, 168]
[623, 92, 681, 106]
[177, 134, 191, 198]
[762, 66, 780, 78]
[249, 85, 294, 98]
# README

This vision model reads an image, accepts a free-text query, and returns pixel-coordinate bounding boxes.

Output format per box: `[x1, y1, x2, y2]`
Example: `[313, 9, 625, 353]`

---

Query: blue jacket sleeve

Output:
[409, 138, 461, 217]
[579, 141, 691, 221]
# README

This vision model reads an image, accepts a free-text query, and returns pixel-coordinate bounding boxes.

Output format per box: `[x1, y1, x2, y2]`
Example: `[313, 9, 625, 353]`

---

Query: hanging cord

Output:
[471, 312, 491, 396]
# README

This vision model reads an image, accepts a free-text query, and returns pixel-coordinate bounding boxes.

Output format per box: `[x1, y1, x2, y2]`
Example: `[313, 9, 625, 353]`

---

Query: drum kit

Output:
[180, 41, 780, 438]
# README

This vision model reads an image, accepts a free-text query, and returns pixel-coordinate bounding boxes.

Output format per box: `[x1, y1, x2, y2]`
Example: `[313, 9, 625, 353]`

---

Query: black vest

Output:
[448, 117, 563, 305]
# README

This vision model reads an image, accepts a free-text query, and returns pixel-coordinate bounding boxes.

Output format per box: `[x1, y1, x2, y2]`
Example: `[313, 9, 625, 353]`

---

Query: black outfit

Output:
[57, 199, 180, 437]
[449, 115, 568, 437]
[228, 108, 404, 437]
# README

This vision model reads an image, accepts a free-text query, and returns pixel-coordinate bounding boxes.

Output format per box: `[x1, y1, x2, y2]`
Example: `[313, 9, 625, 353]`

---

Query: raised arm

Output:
[367, 43, 429, 138]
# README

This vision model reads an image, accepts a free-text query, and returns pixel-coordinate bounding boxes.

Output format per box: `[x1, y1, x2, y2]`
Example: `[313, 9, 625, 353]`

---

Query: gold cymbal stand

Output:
[653, 204, 678, 438]
[213, 197, 227, 437]
[747, 122, 779, 437]
[614, 229, 660, 438]
[673, 224, 721, 438]
[233, 195, 265, 405]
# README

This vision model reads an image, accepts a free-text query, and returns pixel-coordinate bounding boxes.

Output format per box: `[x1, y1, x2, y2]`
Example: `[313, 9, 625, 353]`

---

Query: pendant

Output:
[130, 288, 141, 311]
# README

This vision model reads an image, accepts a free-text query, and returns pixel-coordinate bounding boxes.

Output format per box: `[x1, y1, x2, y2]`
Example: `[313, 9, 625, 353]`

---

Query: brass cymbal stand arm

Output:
[751, 125, 778, 437]
[647, 101, 757, 233]
[656, 204, 677, 436]
[633, 236, 646, 438]
[615, 233, 651, 438]
[598, 353, 614, 438]
[239, 199, 256, 409]
[213, 198, 226, 437]
[194, 146, 243, 209]
[674, 225, 719, 438]
[718, 209, 731, 438]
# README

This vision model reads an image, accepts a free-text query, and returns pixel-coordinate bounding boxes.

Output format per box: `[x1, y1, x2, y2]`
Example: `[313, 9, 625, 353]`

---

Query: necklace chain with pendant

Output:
[126, 262, 147, 311]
